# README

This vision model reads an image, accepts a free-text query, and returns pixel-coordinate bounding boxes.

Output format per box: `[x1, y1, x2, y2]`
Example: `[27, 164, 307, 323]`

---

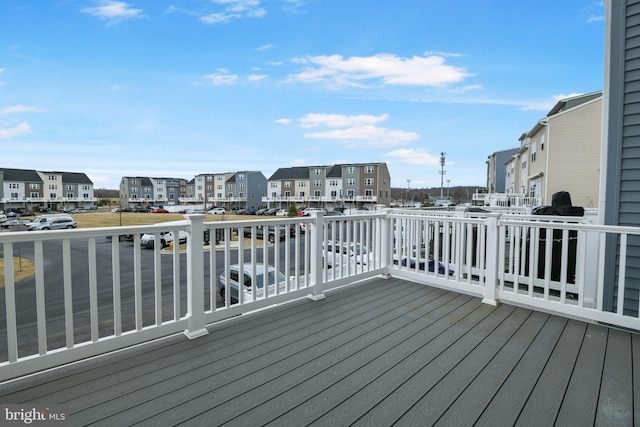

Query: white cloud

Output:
[587, 14, 604, 23]
[204, 70, 239, 86]
[291, 112, 418, 147]
[200, 0, 266, 24]
[248, 74, 268, 81]
[288, 53, 472, 88]
[275, 118, 292, 125]
[0, 105, 40, 114]
[298, 113, 389, 128]
[386, 148, 442, 167]
[257, 44, 274, 51]
[522, 93, 584, 111]
[81, 1, 143, 25]
[0, 122, 31, 139]
[305, 125, 418, 147]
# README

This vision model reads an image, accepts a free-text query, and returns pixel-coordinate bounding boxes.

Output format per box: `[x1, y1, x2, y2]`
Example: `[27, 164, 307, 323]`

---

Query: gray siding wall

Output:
[604, 0, 640, 314]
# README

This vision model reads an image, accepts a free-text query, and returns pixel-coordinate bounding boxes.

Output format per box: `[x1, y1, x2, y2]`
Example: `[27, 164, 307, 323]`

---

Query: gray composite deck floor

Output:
[1, 277, 639, 426]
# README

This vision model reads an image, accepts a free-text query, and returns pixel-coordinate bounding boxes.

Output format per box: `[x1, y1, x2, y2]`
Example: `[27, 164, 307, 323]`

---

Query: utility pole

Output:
[439, 152, 446, 200]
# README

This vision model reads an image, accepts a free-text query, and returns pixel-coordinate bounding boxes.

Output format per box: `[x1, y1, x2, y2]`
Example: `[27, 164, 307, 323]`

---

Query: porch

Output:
[1, 209, 640, 425]
[1, 276, 636, 426]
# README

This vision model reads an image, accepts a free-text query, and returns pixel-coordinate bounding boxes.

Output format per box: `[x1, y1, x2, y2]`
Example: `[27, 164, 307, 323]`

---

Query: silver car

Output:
[218, 263, 287, 303]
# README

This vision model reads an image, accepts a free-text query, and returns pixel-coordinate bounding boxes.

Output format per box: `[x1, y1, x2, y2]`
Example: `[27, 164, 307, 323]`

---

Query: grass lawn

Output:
[0, 211, 266, 288]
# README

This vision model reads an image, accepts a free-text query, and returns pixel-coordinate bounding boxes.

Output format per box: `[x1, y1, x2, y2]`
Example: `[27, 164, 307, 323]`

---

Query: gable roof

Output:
[0, 168, 42, 182]
[268, 167, 310, 181]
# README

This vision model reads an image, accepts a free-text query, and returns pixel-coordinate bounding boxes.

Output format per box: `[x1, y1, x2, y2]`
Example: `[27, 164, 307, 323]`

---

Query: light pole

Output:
[439, 152, 446, 200]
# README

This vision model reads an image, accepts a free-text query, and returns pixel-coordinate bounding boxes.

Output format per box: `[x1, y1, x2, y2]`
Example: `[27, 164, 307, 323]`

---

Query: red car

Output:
[152, 208, 169, 213]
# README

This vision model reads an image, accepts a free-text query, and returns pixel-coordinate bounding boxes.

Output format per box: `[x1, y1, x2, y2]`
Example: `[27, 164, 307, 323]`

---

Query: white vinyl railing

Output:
[1, 210, 640, 382]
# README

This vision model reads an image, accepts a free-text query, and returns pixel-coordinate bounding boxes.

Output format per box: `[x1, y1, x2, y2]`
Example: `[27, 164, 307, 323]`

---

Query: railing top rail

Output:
[0, 220, 191, 244]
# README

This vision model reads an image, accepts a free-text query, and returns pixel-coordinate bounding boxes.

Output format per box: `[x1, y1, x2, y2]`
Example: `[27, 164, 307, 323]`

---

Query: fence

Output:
[1, 210, 639, 381]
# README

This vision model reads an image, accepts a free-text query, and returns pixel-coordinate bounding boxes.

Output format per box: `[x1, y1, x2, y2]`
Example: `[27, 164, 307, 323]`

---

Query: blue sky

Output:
[1, 0, 605, 190]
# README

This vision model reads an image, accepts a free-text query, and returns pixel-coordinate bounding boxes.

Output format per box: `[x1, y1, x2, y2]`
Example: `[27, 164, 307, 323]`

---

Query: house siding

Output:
[603, 0, 640, 314]
[546, 99, 602, 208]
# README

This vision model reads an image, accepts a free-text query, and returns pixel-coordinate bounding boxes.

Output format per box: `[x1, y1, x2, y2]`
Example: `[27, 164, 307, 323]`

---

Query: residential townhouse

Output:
[264, 163, 391, 210]
[120, 176, 187, 207]
[486, 148, 519, 194]
[485, 91, 602, 208]
[190, 171, 266, 209]
[121, 172, 266, 210]
[0, 168, 95, 212]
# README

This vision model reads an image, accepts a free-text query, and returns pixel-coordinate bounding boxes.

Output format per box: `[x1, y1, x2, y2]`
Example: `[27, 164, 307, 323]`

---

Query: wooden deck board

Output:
[0, 277, 638, 427]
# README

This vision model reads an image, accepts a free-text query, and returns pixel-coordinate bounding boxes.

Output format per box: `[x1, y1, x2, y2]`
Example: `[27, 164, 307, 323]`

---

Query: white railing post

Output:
[379, 209, 393, 277]
[184, 214, 209, 339]
[482, 213, 501, 306]
[308, 211, 326, 301]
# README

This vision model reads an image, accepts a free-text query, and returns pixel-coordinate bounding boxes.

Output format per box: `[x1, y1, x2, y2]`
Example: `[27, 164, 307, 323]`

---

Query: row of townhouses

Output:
[481, 91, 603, 208]
[119, 162, 392, 211]
[0, 168, 96, 212]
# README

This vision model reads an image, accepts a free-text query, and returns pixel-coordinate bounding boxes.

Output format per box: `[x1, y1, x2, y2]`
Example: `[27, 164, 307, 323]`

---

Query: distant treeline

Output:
[95, 188, 119, 198]
[390, 186, 486, 204]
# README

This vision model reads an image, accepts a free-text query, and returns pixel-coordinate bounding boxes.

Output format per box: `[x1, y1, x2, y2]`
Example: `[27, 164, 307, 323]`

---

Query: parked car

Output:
[264, 208, 279, 215]
[152, 208, 169, 214]
[240, 225, 288, 243]
[394, 257, 455, 276]
[217, 263, 288, 303]
[322, 241, 374, 267]
[243, 208, 256, 215]
[70, 208, 86, 214]
[208, 207, 226, 215]
[140, 231, 187, 248]
[1, 218, 30, 228]
[28, 215, 77, 231]
[256, 208, 269, 216]
[132, 206, 150, 213]
[301, 207, 326, 217]
[275, 209, 287, 216]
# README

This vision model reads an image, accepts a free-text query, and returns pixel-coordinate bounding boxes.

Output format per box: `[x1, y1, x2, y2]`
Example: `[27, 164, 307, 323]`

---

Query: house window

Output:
[346, 178, 356, 186]
[298, 181, 306, 187]
[30, 192, 39, 198]
[365, 166, 374, 173]
[313, 180, 322, 187]
[531, 142, 537, 162]
[346, 166, 356, 174]
[541, 135, 545, 150]
[270, 182, 278, 188]
[285, 181, 292, 188]
[66, 192, 74, 198]
[329, 180, 339, 186]
[364, 178, 374, 186]
[330, 190, 337, 197]
[365, 190, 373, 197]
[30, 183, 39, 189]
[313, 169, 322, 176]
[314, 190, 321, 197]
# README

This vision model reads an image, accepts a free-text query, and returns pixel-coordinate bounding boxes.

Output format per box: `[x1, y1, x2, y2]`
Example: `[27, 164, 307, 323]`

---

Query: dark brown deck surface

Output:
[1, 277, 638, 426]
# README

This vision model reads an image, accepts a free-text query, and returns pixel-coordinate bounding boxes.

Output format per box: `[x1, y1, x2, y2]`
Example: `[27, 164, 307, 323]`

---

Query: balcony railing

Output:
[1, 210, 639, 382]
[472, 192, 540, 208]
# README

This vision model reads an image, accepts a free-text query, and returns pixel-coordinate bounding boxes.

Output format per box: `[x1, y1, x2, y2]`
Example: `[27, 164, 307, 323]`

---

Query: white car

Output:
[208, 207, 226, 215]
[322, 241, 374, 267]
[275, 209, 287, 216]
[140, 231, 188, 249]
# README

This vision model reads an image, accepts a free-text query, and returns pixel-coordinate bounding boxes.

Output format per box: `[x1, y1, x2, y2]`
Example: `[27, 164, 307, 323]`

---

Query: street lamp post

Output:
[439, 152, 446, 200]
